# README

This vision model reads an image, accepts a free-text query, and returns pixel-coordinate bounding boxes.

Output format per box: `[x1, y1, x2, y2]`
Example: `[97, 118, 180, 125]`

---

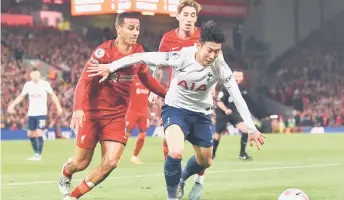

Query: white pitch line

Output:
[2, 163, 340, 187]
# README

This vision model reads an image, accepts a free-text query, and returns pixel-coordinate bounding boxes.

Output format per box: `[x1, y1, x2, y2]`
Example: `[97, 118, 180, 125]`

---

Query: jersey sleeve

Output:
[45, 81, 54, 94]
[216, 57, 257, 132]
[73, 47, 108, 111]
[108, 50, 186, 72]
[20, 82, 29, 96]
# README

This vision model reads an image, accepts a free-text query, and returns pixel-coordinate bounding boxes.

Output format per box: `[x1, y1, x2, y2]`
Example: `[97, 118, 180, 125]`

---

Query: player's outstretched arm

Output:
[50, 93, 63, 115]
[45, 82, 63, 115]
[108, 51, 183, 72]
[87, 51, 184, 82]
[7, 83, 28, 113]
[216, 58, 265, 149]
[7, 94, 25, 114]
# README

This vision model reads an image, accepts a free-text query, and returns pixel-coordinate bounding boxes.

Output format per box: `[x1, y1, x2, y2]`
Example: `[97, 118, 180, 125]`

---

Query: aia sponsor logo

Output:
[178, 80, 207, 92]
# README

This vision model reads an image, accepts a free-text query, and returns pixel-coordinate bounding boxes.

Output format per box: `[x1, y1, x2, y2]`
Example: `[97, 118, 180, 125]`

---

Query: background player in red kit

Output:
[58, 12, 166, 200]
[126, 75, 150, 164]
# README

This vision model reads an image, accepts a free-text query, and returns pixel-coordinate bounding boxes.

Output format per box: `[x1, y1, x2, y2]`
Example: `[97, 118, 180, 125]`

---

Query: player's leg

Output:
[183, 113, 213, 200]
[164, 124, 185, 200]
[162, 136, 169, 159]
[212, 116, 228, 159]
[235, 121, 252, 160]
[27, 116, 40, 160]
[59, 146, 95, 196]
[59, 118, 98, 196]
[35, 115, 47, 158]
[126, 112, 140, 163]
[131, 115, 148, 164]
[68, 141, 125, 199]
[192, 117, 226, 189]
[161, 105, 188, 200]
[66, 117, 127, 199]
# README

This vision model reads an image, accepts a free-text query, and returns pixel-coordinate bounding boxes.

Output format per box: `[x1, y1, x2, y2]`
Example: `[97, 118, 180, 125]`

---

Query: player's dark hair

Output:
[200, 20, 225, 44]
[31, 68, 39, 72]
[115, 12, 140, 27]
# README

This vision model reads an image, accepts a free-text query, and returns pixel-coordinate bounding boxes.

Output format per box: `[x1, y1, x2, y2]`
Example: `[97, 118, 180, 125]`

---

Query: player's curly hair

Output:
[200, 20, 225, 44]
[177, 0, 201, 14]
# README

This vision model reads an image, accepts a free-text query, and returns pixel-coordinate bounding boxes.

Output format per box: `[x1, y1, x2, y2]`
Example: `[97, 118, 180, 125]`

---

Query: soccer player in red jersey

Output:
[58, 12, 167, 200]
[126, 75, 150, 164]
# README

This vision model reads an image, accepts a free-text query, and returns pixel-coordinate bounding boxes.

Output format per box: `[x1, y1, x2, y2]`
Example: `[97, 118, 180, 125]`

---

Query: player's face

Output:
[177, 6, 197, 32]
[197, 42, 222, 66]
[30, 71, 41, 82]
[116, 18, 140, 45]
[233, 71, 244, 84]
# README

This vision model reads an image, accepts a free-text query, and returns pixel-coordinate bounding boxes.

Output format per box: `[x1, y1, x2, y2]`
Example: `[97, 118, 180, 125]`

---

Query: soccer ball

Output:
[278, 188, 309, 200]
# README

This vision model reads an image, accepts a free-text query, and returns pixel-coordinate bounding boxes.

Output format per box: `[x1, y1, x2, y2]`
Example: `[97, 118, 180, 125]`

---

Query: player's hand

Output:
[87, 63, 111, 83]
[224, 109, 232, 115]
[148, 92, 158, 104]
[70, 110, 85, 134]
[7, 105, 15, 114]
[248, 130, 265, 150]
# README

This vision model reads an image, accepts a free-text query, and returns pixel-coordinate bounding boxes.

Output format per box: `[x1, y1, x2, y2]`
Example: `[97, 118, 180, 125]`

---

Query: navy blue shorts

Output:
[28, 115, 47, 131]
[161, 105, 213, 148]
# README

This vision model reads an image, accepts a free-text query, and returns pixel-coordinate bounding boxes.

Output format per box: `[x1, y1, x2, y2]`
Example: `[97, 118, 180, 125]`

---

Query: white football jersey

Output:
[110, 46, 257, 131]
[20, 80, 53, 116]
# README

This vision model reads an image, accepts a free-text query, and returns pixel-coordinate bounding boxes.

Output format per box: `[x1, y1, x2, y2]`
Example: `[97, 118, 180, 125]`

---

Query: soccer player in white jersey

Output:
[7, 68, 63, 160]
[87, 20, 265, 200]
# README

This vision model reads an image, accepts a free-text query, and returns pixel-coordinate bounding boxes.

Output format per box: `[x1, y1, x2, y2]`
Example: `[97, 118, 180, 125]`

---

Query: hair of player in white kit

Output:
[200, 20, 225, 44]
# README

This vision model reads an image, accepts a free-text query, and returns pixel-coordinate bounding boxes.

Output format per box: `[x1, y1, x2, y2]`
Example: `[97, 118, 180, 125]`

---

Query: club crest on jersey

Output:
[171, 52, 180, 59]
[207, 72, 214, 82]
[94, 48, 105, 58]
[178, 80, 207, 92]
[224, 75, 232, 83]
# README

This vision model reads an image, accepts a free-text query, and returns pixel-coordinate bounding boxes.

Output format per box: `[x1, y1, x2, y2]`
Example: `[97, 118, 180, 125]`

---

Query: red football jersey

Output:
[159, 28, 200, 52]
[159, 28, 201, 82]
[128, 76, 149, 114]
[73, 40, 166, 119]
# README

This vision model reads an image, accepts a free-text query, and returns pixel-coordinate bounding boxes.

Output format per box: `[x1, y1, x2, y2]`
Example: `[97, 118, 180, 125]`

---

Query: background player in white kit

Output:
[7, 68, 63, 160]
[87, 20, 265, 200]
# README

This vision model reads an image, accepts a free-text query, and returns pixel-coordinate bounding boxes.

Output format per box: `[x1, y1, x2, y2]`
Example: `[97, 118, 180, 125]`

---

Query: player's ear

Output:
[115, 25, 121, 34]
[196, 42, 202, 50]
[176, 13, 180, 21]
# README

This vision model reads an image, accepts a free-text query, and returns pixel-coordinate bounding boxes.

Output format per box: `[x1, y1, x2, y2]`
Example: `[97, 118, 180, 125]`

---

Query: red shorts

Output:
[76, 117, 127, 149]
[126, 111, 148, 132]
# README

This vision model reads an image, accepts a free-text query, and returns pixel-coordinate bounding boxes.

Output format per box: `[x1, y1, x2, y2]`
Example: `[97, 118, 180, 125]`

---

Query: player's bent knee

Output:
[138, 132, 146, 140]
[102, 158, 119, 171]
[75, 158, 92, 171]
[36, 129, 44, 137]
[169, 151, 183, 159]
[201, 158, 213, 169]
[27, 130, 35, 137]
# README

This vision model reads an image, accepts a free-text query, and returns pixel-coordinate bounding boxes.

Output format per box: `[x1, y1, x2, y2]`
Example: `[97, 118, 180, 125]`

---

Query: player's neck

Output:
[115, 39, 132, 54]
[177, 28, 194, 39]
[194, 52, 205, 67]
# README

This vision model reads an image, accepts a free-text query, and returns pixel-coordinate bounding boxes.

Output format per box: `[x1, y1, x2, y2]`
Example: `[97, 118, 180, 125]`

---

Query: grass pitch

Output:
[2, 134, 344, 200]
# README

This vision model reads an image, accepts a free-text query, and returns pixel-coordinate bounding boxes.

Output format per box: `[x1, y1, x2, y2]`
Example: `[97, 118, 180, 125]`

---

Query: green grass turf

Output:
[1, 134, 344, 200]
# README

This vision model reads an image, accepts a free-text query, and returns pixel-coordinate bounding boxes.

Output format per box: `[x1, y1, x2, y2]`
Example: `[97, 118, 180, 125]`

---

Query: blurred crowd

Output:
[268, 12, 344, 127]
